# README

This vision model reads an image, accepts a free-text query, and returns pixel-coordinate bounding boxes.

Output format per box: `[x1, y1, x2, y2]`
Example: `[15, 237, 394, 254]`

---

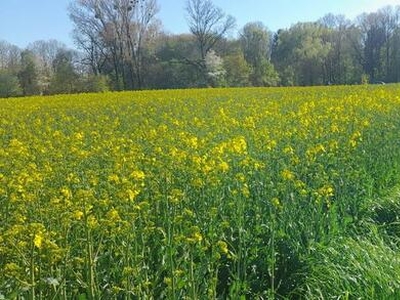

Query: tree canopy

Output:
[1, 2, 400, 97]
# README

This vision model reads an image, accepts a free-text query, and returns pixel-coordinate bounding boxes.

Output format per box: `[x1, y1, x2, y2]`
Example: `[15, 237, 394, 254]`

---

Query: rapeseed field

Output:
[2, 85, 400, 299]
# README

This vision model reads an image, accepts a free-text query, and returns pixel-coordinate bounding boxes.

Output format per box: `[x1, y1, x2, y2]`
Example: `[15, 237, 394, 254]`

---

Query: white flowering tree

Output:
[205, 50, 226, 87]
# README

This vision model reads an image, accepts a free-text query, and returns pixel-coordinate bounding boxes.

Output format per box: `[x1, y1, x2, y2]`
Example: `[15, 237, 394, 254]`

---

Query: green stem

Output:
[270, 215, 276, 298]
[84, 213, 96, 299]
[30, 242, 36, 300]
[189, 250, 197, 300]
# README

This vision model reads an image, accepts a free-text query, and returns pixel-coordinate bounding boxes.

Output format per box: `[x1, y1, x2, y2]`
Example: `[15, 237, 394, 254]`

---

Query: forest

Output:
[1, 0, 400, 97]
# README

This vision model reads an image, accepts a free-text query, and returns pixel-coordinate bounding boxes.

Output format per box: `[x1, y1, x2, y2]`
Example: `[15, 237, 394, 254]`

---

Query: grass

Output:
[298, 185, 400, 299]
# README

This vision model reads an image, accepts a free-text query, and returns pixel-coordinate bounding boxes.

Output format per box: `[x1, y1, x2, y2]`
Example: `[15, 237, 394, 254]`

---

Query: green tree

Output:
[149, 34, 202, 88]
[18, 50, 40, 95]
[358, 12, 387, 82]
[0, 70, 22, 97]
[223, 53, 251, 87]
[78, 74, 110, 93]
[249, 58, 280, 86]
[240, 22, 270, 66]
[240, 22, 279, 86]
[87, 74, 109, 92]
[49, 49, 79, 94]
[295, 26, 331, 85]
[319, 15, 365, 85]
[272, 23, 331, 86]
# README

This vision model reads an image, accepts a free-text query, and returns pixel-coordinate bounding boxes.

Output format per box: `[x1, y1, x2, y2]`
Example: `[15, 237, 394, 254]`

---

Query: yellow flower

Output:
[127, 189, 139, 201]
[266, 140, 277, 151]
[168, 189, 184, 204]
[218, 160, 229, 172]
[331, 124, 339, 133]
[217, 240, 229, 254]
[349, 139, 357, 148]
[318, 185, 335, 198]
[188, 136, 198, 149]
[231, 136, 247, 154]
[34, 233, 43, 249]
[9, 138, 25, 151]
[241, 184, 250, 198]
[281, 169, 295, 181]
[191, 177, 203, 187]
[329, 140, 339, 151]
[235, 173, 246, 182]
[74, 210, 84, 220]
[87, 215, 98, 229]
[74, 132, 84, 141]
[108, 174, 120, 183]
[271, 197, 282, 209]
[106, 208, 121, 222]
[164, 277, 172, 286]
[130, 170, 145, 181]
[187, 226, 203, 243]
[60, 187, 72, 199]
[192, 232, 203, 242]
[283, 146, 294, 154]
[4, 262, 21, 276]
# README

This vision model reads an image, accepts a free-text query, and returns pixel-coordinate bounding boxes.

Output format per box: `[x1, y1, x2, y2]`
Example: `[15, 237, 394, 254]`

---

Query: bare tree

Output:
[319, 14, 353, 84]
[355, 7, 400, 82]
[186, 0, 235, 60]
[69, 0, 159, 90]
[185, 0, 235, 85]
[28, 40, 66, 71]
[377, 6, 400, 81]
[69, 0, 118, 87]
[0, 40, 21, 73]
[27, 40, 66, 92]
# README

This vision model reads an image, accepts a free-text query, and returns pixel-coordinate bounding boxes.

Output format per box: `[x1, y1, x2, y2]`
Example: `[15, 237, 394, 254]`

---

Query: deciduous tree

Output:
[18, 50, 41, 95]
[0, 70, 22, 97]
[185, 0, 235, 85]
[69, 0, 159, 90]
[272, 22, 331, 86]
[28, 40, 66, 93]
[49, 49, 79, 94]
[240, 22, 279, 86]
[223, 53, 250, 87]
[0, 41, 21, 74]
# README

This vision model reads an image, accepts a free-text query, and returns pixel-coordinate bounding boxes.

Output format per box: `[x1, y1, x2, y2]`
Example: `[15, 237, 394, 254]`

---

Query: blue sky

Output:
[1, 0, 400, 49]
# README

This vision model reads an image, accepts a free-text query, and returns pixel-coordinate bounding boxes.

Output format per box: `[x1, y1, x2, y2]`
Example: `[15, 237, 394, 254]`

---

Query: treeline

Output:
[0, 40, 110, 97]
[1, 0, 400, 97]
